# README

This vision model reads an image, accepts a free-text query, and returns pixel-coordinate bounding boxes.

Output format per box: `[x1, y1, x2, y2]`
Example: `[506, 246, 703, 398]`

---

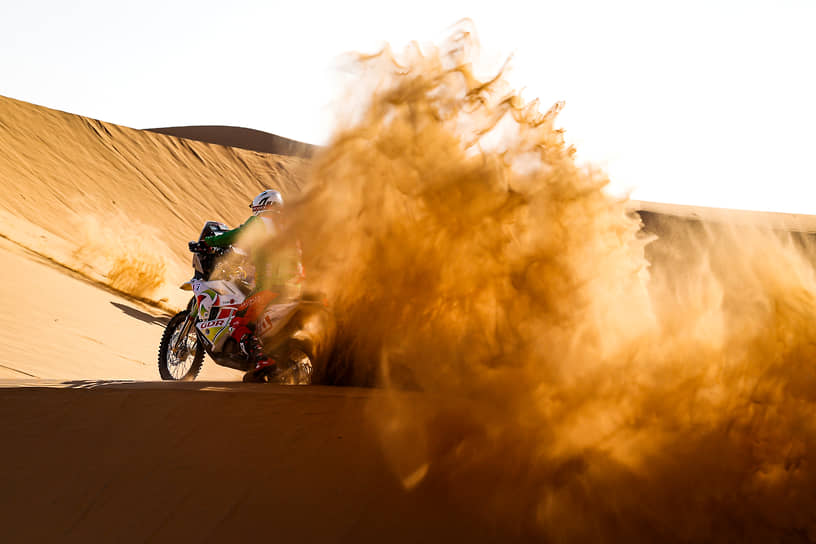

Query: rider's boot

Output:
[241, 334, 276, 375]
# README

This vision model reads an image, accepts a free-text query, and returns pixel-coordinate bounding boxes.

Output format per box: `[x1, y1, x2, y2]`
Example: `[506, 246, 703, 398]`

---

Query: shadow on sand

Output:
[110, 301, 169, 327]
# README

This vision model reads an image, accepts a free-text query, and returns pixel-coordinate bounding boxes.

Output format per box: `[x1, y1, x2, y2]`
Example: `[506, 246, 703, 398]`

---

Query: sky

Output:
[1, 0, 815, 213]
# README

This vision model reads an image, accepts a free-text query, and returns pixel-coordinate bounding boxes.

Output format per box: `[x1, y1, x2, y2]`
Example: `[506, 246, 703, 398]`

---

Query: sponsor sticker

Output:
[200, 318, 227, 329]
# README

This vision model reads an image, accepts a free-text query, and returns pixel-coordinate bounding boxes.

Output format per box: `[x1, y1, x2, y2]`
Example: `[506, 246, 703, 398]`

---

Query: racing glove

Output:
[188, 240, 211, 253]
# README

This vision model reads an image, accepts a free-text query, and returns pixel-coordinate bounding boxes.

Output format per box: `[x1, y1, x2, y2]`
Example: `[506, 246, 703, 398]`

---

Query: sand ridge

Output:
[148, 125, 318, 158]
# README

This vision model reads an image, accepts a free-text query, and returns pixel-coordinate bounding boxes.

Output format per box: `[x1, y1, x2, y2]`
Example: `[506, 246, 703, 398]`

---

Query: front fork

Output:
[171, 299, 199, 356]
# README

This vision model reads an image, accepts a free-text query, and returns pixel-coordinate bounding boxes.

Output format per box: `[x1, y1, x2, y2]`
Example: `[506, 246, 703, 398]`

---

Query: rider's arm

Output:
[275, 242, 305, 299]
[253, 240, 304, 299]
[203, 216, 258, 248]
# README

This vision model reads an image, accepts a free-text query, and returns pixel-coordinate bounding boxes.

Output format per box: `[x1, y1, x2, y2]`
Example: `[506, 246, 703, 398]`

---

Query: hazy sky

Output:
[2, 1, 814, 213]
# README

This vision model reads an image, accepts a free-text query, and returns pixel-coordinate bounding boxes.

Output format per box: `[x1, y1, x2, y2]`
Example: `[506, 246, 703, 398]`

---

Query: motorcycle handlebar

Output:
[188, 241, 206, 253]
[188, 241, 230, 255]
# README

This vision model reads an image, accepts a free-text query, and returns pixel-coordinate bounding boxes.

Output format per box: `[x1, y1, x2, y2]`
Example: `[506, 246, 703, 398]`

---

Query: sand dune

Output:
[632, 199, 816, 233]
[0, 95, 306, 307]
[148, 125, 318, 158]
[0, 225, 509, 542]
[3, 93, 816, 542]
[0, 96, 524, 541]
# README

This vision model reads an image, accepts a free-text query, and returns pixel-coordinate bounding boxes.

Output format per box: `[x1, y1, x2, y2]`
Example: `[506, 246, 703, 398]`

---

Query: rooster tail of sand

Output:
[286, 25, 816, 541]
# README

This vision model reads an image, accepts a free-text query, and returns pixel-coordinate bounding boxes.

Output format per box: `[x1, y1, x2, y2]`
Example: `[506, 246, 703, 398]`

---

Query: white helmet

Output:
[250, 189, 283, 216]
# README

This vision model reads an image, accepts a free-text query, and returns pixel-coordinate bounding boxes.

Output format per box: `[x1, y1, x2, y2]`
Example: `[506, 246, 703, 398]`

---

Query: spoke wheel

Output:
[289, 348, 313, 385]
[158, 310, 205, 381]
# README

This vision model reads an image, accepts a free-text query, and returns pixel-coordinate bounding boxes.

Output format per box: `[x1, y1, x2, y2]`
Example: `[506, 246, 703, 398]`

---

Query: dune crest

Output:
[148, 125, 318, 158]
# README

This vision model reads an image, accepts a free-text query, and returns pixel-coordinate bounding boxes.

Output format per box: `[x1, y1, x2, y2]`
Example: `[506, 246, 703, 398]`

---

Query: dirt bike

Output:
[157, 221, 335, 383]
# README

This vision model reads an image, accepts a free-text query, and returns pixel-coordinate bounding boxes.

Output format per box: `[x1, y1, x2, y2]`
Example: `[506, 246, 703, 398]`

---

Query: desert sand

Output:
[0, 235, 238, 381]
[2, 94, 815, 542]
[0, 381, 505, 542]
[0, 96, 515, 542]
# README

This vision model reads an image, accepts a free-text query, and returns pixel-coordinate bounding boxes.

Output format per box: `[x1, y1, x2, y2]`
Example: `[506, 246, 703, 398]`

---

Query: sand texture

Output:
[3, 91, 816, 543]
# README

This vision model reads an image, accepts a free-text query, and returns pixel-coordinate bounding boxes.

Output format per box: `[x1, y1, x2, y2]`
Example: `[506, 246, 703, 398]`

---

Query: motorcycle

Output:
[157, 221, 335, 383]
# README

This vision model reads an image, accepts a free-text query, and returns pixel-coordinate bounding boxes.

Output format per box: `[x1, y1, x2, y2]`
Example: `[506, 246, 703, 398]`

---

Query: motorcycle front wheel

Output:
[158, 310, 204, 381]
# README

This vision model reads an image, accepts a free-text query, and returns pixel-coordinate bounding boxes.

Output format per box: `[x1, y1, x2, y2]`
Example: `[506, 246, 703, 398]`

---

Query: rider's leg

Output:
[243, 334, 275, 371]
[228, 290, 279, 371]
[229, 317, 270, 364]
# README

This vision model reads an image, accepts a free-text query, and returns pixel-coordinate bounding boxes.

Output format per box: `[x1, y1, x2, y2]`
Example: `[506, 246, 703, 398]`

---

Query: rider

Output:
[199, 189, 304, 377]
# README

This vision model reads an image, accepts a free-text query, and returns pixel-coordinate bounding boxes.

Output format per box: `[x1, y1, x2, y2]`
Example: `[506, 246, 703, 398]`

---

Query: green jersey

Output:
[204, 215, 303, 298]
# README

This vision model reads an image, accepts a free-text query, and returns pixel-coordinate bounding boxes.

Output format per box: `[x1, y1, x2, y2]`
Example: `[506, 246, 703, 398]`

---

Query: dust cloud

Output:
[71, 214, 180, 302]
[288, 26, 816, 541]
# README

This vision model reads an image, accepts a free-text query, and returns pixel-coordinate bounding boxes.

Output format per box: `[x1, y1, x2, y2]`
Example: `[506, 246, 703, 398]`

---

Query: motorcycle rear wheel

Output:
[240, 340, 313, 384]
[158, 310, 204, 381]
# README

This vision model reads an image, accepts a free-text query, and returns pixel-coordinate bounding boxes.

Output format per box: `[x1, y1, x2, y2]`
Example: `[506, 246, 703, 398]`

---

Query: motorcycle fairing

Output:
[190, 279, 247, 351]
[257, 302, 299, 341]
